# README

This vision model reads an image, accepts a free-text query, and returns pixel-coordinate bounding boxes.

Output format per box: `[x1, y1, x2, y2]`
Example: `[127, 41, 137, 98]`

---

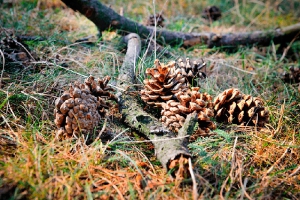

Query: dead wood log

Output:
[61, 0, 300, 48]
[116, 33, 197, 172]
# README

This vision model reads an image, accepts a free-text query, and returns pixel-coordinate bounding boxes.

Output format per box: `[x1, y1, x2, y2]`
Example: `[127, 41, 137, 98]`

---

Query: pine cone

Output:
[202, 6, 222, 21]
[214, 88, 269, 127]
[84, 75, 117, 101]
[141, 59, 187, 106]
[146, 13, 165, 27]
[0, 33, 32, 63]
[160, 87, 216, 133]
[141, 58, 207, 107]
[177, 58, 207, 86]
[281, 66, 300, 83]
[54, 76, 115, 138]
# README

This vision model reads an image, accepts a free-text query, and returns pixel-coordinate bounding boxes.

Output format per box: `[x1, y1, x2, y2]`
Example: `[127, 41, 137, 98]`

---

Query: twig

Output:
[279, 32, 300, 62]
[12, 39, 36, 61]
[95, 118, 107, 140]
[188, 157, 198, 200]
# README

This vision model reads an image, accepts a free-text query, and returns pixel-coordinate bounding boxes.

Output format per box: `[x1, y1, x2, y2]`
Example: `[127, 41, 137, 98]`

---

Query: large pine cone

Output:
[214, 88, 269, 127]
[160, 87, 216, 133]
[140, 58, 206, 107]
[54, 76, 115, 138]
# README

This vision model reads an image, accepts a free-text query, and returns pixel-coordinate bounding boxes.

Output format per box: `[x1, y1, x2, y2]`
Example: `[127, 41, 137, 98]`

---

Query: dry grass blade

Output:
[274, 103, 285, 135]
[188, 158, 198, 200]
[0, 49, 5, 88]
[237, 161, 253, 200]
[100, 177, 125, 200]
[289, 165, 300, 177]
[264, 144, 291, 176]
[95, 118, 107, 140]
[1, 114, 13, 132]
[279, 32, 300, 62]
[220, 136, 238, 200]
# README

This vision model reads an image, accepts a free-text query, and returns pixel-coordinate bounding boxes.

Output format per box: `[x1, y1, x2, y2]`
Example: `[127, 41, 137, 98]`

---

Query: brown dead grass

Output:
[0, 0, 300, 199]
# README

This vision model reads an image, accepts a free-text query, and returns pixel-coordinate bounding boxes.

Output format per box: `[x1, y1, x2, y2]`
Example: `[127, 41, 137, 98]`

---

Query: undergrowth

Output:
[0, 0, 299, 199]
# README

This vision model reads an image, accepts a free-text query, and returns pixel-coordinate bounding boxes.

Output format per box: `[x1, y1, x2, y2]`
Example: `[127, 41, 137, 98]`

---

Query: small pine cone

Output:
[0, 35, 18, 51]
[146, 13, 165, 27]
[0, 34, 31, 63]
[54, 76, 114, 138]
[177, 58, 207, 86]
[202, 6, 222, 21]
[141, 59, 188, 107]
[214, 88, 269, 127]
[160, 87, 215, 133]
[281, 66, 300, 83]
[84, 75, 117, 101]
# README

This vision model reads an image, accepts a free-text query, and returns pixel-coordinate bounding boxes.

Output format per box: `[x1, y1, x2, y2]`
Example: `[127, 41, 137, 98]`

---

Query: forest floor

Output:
[0, 0, 300, 199]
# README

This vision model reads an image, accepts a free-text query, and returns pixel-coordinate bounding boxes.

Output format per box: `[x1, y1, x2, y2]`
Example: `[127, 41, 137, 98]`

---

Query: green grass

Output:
[0, 0, 300, 199]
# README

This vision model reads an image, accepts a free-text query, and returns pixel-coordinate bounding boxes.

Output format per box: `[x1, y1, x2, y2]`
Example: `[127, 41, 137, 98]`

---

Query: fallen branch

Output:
[116, 33, 197, 172]
[61, 0, 300, 48]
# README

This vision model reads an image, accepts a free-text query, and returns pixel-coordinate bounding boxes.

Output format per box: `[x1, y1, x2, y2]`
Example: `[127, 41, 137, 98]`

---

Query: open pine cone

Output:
[214, 88, 269, 127]
[177, 58, 207, 85]
[160, 87, 216, 133]
[141, 58, 207, 107]
[146, 13, 165, 27]
[54, 76, 115, 138]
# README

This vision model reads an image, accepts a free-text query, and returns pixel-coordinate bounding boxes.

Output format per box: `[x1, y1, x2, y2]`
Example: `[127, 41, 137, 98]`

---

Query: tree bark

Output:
[116, 33, 197, 171]
[61, 0, 300, 48]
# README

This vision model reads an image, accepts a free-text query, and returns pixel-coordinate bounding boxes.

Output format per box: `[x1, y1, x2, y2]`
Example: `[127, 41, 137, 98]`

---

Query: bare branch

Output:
[61, 0, 300, 48]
